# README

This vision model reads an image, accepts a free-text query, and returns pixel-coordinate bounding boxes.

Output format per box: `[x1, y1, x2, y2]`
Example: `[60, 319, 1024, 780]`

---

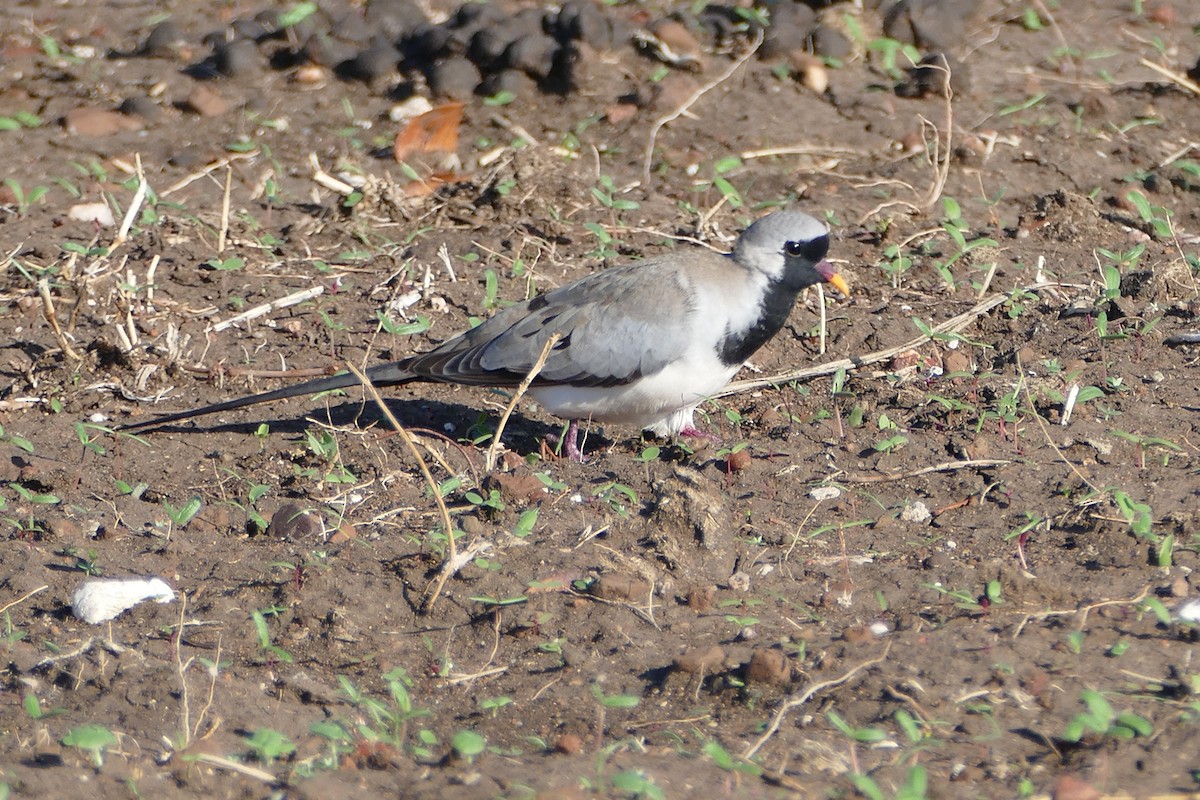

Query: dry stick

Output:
[0, 584, 48, 616]
[38, 278, 82, 361]
[173, 591, 191, 747]
[209, 285, 326, 333]
[485, 332, 561, 471]
[344, 363, 456, 613]
[1011, 585, 1150, 640]
[1014, 352, 1101, 496]
[719, 280, 1057, 397]
[217, 165, 233, 254]
[161, 151, 257, 198]
[641, 29, 763, 185]
[1139, 57, 1200, 96]
[837, 458, 1012, 484]
[743, 642, 892, 760]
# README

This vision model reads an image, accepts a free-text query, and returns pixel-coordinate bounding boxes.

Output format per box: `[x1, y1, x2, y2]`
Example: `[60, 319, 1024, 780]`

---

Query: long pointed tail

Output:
[115, 360, 416, 432]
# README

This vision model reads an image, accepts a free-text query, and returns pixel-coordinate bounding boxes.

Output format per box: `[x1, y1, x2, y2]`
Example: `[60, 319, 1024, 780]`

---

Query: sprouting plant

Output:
[450, 729, 486, 762]
[938, 198, 999, 287]
[591, 175, 640, 211]
[878, 243, 914, 288]
[62, 724, 117, 768]
[2, 178, 49, 217]
[244, 728, 295, 765]
[251, 608, 294, 664]
[1062, 689, 1152, 742]
[1125, 189, 1173, 238]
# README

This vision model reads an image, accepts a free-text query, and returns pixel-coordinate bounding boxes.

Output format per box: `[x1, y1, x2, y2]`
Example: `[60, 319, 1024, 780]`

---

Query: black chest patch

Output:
[717, 279, 800, 367]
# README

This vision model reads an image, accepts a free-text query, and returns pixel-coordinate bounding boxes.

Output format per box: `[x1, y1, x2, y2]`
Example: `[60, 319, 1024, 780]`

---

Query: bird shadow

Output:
[125, 393, 602, 457]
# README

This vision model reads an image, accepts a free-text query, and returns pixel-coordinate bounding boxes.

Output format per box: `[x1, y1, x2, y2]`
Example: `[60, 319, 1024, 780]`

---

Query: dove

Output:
[117, 210, 847, 460]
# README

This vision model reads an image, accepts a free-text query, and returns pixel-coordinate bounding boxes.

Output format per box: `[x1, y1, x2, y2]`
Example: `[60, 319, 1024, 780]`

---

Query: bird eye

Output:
[784, 235, 829, 262]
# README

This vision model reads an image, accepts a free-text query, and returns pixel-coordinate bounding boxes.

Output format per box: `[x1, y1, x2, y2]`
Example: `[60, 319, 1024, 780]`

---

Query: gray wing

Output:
[403, 259, 700, 388]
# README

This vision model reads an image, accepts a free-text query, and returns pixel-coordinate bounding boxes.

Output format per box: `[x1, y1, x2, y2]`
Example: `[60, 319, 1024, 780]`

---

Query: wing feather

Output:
[403, 259, 705, 387]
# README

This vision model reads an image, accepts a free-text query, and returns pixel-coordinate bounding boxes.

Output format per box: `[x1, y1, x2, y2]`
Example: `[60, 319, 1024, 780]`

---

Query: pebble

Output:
[810, 24, 851, 60]
[759, 2, 816, 60]
[426, 57, 480, 99]
[214, 38, 260, 77]
[745, 648, 790, 685]
[64, 106, 145, 136]
[140, 20, 185, 57]
[184, 84, 230, 116]
[119, 95, 161, 121]
[269, 503, 322, 540]
[900, 501, 932, 524]
[342, 37, 401, 81]
[674, 645, 725, 674]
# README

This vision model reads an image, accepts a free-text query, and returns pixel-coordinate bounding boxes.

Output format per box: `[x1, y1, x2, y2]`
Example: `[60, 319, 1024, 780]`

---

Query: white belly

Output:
[530, 357, 739, 436]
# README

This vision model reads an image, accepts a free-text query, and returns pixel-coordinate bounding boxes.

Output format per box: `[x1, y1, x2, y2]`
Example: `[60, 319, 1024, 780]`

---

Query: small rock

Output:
[118, 95, 161, 122]
[184, 84, 230, 116]
[590, 574, 651, 602]
[809, 485, 842, 501]
[270, 503, 322, 540]
[67, 202, 116, 227]
[341, 37, 400, 82]
[900, 501, 932, 524]
[505, 34, 558, 80]
[674, 645, 725, 674]
[141, 20, 185, 57]
[843, 624, 875, 643]
[64, 106, 144, 136]
[328, 523, 358, 544]
[426, 57, 480, 100]
[555, 733, 584, 755]
[810, 24, 851, 60]
[686, 584, 716, 611]
[725, 448, 751, 472]
[728, 571, 750, 592]
[745, 648, 790, 685]
[213, 38, 260, 77]
[1052, 774, 1101, 800]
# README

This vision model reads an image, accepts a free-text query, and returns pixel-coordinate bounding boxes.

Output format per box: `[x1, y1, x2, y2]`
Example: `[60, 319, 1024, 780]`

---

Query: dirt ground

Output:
[2, 0, 1200, 797]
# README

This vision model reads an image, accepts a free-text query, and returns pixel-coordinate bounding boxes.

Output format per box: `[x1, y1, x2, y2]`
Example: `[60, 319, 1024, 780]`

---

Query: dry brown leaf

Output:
[393, 101, 463, 163]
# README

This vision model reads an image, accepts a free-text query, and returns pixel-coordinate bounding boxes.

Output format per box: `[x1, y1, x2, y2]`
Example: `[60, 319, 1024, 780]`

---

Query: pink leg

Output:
[564, 419, 586, 462]
[678, 424, 722, 444]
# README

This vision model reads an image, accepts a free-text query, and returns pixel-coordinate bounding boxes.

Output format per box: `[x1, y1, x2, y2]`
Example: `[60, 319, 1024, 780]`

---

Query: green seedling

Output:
[1125, 189, 1173, 238]
[62, 724, 117, 768]
[479, 696, 513, 717]
[451, 729, 486, 762]
[827, 710, 888, 743]
[591, 175, 639, 211]
[244, 728, 295, 765]
[1062, 689, 1152, 742]
[23, 693, 65, 720]
[377, 310, 431, 336]
[251, 609, 294, 664]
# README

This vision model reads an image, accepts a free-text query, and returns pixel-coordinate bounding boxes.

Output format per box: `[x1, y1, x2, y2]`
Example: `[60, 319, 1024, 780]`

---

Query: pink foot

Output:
[678, 424, 722, 445]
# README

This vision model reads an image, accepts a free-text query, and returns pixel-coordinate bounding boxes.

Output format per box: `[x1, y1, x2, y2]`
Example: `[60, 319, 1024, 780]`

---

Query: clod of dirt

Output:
[673, 645, 725, 675]
[745, 648, 791, 685]
[554, 733, 584, 755]
[118, 95, 161, 122]
[184, 84, 231, 116]
[426, 57, 481, 99]
[1052, 774, 1102, 800]
[213, 38, 261, 77]
[883, 0, 977, 50]
[685, 584, 716, 611]
[270, 503, 322, 540]
[758, 3, 816, 60]
[140, 20, 185, 57]
[340, 38, 401, 82]
[590, 574, 652, 602]
[63, 106, 145, 136]
[896, 52, 970, 98]
[810, 24, 851, 60]
[645, 466, 729, 559]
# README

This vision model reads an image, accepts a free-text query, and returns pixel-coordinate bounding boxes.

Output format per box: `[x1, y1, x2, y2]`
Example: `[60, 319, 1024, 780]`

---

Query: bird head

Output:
[733, 210, 849, 296]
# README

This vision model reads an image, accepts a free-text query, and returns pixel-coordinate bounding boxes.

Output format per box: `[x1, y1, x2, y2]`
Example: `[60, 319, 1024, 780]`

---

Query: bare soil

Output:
[2, 0, 1200, 797]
